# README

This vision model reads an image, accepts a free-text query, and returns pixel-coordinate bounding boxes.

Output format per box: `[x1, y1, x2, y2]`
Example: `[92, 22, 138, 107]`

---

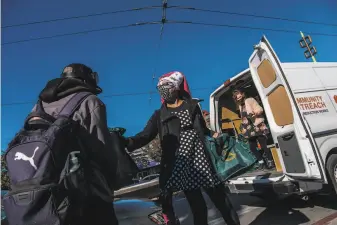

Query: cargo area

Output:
[217, 71, 284, 181]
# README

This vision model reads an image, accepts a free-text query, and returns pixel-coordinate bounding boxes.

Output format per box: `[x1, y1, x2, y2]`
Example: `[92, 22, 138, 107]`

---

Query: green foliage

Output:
[141, 135, 161, 162]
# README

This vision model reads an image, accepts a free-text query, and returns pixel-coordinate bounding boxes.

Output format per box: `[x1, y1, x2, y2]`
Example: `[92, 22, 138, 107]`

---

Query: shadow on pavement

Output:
[247, 204, 310, 225]
[173, 192, 244, 225]
[245, 194, 337, 225]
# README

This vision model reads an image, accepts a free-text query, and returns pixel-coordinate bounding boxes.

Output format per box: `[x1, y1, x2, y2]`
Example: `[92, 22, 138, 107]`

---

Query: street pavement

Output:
[116, 193, 337, 225]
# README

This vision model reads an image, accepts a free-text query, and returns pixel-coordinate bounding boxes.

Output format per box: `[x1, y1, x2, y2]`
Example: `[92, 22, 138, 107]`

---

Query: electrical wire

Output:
[169, 6, 337, 27]
[1, 21, 161, 45]
[167, 20, 337, 37]
[149, 0, 167, 103]
[1, 87, 214, 107]
[1, 6, 161, 28]
[4, 18, 337, 46]
[3, 5, 337, 29]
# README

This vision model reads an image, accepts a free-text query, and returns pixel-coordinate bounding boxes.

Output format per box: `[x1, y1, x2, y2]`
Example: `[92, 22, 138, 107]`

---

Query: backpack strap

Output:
[57, 92, 93, 118]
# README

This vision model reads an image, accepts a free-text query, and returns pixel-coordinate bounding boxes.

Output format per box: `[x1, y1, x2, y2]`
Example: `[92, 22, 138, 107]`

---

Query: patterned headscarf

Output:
[157, 71, 184, 102]
[157, 71, 184, 90]
[158, 71, 192, 103]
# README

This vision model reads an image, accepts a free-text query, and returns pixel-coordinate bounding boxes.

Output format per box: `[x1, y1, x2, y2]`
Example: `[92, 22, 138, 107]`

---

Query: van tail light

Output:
[334, 95, 337, 103]
[224, 79, 231, 87]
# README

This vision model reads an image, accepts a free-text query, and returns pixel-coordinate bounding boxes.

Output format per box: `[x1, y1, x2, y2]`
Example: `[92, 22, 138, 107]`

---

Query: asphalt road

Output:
[116, 193, 337, 225]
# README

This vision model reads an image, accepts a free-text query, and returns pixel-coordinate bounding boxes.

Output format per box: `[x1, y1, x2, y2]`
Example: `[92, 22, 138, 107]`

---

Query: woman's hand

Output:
[212, 132, 219, 138]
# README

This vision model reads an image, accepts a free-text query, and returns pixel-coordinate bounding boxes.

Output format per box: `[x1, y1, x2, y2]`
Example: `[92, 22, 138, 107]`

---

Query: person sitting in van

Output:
[202, 110, 211, 129]
[232, 89, 275, 170]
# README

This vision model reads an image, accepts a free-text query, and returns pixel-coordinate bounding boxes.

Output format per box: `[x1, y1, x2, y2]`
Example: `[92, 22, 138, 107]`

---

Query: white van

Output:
[209, 35, 337, 199]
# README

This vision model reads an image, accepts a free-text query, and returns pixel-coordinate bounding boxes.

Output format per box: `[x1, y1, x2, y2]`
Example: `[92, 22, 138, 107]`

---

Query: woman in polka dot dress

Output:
[125, 72, 240, 225]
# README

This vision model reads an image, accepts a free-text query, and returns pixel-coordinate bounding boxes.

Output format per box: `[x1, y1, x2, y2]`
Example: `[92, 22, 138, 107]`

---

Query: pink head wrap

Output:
[158, 71, 192, 104]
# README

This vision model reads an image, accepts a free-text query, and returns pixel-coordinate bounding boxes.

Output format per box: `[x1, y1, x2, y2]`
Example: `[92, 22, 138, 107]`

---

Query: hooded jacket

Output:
[126, 99, 213, 189]
[31, 77, 116, 201]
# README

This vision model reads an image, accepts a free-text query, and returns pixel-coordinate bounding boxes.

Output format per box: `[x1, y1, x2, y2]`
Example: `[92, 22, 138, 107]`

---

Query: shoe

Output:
[162, 213, 180, 225]
[266, 160, 276, 170]
[256, 162, 266, 170]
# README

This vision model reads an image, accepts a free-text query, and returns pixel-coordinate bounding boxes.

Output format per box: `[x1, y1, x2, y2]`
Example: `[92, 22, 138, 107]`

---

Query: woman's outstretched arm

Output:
[126, 110, 159, 151]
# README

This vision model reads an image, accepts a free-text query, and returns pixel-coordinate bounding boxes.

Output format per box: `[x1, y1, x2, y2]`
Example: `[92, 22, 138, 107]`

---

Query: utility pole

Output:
[299, 31, 317, 63]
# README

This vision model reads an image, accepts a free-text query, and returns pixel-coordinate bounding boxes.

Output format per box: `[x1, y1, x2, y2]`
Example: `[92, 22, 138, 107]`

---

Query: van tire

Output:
[326, 154, 337, 194]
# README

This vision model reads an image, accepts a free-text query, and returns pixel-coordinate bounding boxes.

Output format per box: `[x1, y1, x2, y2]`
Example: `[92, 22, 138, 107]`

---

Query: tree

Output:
[1, 151, 10, 190]
[144, 135, 161, 162]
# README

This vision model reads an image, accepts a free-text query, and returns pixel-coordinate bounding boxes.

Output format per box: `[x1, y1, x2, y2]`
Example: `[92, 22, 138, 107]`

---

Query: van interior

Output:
[218, 72, 284, 179]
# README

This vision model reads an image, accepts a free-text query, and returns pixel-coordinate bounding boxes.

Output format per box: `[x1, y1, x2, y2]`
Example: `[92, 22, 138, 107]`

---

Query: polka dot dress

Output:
[164, 102, 221, 192]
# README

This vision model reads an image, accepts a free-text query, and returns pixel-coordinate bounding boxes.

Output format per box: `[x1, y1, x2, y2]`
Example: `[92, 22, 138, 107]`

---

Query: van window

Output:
[257, 59, 276, 88]
[268, 85, 294, 126]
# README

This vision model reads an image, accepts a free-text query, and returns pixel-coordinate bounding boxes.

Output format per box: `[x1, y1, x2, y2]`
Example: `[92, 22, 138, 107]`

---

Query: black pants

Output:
[248, 135, 273, 162]
[73, 196, 119, 225]
[162, 185, 240, 225]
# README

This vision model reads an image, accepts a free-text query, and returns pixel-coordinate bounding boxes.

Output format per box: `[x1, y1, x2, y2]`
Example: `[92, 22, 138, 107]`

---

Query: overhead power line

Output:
[167, 20, 337, 37]
[1, 6, 160, 28]
[149, 0, 168, 103]
[170, 6, 337, 27]
[3, 5, 337, 30]
[3, 19, 337, 46]
[1, 87, 214, 107]
[1, 21, 161, 45]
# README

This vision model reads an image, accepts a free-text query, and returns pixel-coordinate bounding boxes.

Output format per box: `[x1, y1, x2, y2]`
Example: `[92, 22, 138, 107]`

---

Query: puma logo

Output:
[14, 146, 39, 170]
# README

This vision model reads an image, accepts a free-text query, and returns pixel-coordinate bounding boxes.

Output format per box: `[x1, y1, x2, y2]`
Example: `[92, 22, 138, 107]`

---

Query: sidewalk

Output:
[312, 212, 337, 225]
[326, 218, 337, 225]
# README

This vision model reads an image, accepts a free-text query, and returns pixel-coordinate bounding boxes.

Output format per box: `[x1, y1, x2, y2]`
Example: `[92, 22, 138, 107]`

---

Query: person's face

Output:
[235, 92, 243, 101]
[157, 83, 179, 103]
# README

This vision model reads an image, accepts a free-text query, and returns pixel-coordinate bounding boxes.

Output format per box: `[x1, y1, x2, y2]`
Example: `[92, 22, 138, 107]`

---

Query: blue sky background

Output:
[1, 0, 337, 150]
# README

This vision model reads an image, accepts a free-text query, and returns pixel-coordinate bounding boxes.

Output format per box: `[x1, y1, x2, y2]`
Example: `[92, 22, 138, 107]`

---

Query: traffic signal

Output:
[299, 32, 317, 62]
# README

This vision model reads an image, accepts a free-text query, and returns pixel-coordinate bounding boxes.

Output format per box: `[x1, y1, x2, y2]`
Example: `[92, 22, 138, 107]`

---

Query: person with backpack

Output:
[124, 71, 240, 225]
[3, 63, 120, 225]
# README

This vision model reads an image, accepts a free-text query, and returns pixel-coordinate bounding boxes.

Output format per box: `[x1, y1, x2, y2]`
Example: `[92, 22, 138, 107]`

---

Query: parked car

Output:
[1, 189, 161, 225]
[139, 174, 160, 183]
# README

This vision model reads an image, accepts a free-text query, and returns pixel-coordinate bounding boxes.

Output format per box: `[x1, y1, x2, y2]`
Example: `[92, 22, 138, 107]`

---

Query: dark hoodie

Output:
[32, 77, 118, 201]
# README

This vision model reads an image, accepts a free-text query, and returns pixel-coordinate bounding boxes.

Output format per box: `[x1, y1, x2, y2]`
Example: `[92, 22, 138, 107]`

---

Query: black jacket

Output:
[127, 99, 213, 189]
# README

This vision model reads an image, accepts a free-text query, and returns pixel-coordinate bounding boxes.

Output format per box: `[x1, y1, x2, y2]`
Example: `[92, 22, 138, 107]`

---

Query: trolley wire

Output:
[3, 19, 337, 46]
[1, 6, 161, 28]
[169, 6, 337, 27]
[1, 87, 214, 107]
[149, 0, 168, 103]
[166, 20, 337, 37]
[3, 5, 337, 29]
[2, 21, 161, 45]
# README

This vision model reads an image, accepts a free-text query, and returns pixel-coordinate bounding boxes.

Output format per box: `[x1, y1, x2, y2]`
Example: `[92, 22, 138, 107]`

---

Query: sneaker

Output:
[266, 160, 276, 170]
[256, 162, 266, 170]
[162, 213, 180, 225]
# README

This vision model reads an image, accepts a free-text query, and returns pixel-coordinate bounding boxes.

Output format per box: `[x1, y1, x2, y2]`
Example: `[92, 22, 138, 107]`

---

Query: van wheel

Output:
[326, 154, 337, 194]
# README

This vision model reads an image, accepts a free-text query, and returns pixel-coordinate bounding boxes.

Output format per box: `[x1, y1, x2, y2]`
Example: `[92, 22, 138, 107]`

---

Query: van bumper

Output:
[226, 180, 300, 195]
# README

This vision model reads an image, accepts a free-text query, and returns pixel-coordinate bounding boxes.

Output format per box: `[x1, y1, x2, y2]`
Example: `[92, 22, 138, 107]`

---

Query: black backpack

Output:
[3, 92, 93, 225]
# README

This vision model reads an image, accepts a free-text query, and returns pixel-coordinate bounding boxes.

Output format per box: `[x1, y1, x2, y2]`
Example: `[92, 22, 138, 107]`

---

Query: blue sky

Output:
[1, 0, 337, 150]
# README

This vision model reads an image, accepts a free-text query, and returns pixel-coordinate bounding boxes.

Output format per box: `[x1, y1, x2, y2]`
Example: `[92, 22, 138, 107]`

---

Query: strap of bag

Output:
[58, 92, 93, 118]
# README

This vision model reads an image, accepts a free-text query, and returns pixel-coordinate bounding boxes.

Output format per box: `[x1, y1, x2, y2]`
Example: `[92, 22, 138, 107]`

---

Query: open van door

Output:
[248, 35, 326, 182]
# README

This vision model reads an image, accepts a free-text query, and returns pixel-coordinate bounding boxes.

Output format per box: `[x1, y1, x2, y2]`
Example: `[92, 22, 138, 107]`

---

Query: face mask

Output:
[157, 83, 178, 103]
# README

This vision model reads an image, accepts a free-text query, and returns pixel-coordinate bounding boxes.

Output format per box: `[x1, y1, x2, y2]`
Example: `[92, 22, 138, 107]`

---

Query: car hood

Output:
[2, 191, 159, 225]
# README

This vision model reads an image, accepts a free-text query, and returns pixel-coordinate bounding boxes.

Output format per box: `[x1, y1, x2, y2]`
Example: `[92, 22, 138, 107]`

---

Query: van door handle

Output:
[282, 133, 294, 140]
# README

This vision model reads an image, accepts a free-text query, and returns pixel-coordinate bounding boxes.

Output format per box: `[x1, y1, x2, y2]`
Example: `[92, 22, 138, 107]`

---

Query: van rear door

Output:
[248, 36, 326, 182]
